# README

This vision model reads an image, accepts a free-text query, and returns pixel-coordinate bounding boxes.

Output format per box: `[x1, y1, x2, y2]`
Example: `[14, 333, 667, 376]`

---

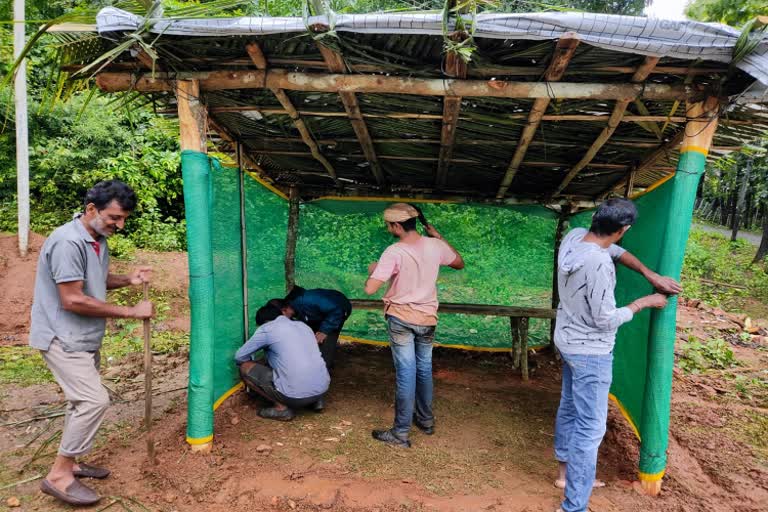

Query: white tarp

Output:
[95, 7, 768, 86]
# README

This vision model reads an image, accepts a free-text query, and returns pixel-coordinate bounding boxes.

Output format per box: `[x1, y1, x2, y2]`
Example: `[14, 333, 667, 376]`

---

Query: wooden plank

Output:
[318, 43, 385, 186]
[495, 35, 580, 198]
[176, 80, 207, 153]
[95, 69, 693, 101]
[349, 299, 556, 319]
[284, 186, 299, 293]
[553, 57, 660, 197]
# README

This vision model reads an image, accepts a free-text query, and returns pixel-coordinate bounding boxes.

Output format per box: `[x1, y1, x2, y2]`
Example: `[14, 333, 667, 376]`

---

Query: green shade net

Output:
[296, 200, 558, 349]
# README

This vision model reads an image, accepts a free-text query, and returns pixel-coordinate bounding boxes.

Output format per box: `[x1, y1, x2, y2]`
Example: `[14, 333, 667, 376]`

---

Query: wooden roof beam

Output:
[496, 34, 580, 198]
[317, 43, 386, 186]
[552, 56, 661, 197]
[436, 36, 468, 189]
[246, 42, 340, 185]
[95, 69, 693, 101]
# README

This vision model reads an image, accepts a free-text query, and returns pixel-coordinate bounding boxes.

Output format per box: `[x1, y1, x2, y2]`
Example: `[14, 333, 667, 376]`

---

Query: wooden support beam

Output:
[436, 30, 469, 189]
[350, 299, 556, 319]
[550, 204, 571, 344]
[245, 42, 340, 186]
[496, 35, 580, 198]
[318, 43, 385, 186]
[95, 69, 693, 101]
[519, 317, 530, 381]
[284, 186, 299, 293]
[176, 80, 207, 153]
[553, 57, 660, 197]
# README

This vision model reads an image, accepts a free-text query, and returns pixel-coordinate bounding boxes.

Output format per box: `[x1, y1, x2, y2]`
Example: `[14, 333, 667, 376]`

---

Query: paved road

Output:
[693, 223, 761, 246]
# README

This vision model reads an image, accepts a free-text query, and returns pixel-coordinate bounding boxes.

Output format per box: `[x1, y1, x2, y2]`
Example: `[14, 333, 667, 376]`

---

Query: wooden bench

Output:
[349, 299, 556, 381]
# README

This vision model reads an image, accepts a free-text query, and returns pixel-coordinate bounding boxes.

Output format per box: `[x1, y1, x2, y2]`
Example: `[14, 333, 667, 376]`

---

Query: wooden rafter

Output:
[435, 31, 468, 189]
[552, 56, 661, 197]
[495, 34, 580, 198]
[317, 43, 385, 186]
[95, 69, 692, 101]
[245, 41, 339, 185]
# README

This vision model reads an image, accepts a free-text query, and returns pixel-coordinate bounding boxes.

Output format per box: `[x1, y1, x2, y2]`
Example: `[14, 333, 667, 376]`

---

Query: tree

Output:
[686, 0, 767, 27]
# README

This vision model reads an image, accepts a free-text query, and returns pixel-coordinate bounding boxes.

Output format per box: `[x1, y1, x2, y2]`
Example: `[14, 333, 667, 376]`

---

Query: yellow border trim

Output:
[630, 172, 675, 200]
[608, 393, 641, 440]
[186, 434, 213, 445]
[213, 381, 244, 411]
[244, 170, 289, 201]
[311, 195, 458, 205]
[638, 469, 666, 482]
[339, 335, 549, 353]
[679, 145, 709, 157]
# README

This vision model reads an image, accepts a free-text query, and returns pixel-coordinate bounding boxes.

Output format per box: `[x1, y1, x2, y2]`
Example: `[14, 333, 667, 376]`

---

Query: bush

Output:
[678, 336, 738, 374]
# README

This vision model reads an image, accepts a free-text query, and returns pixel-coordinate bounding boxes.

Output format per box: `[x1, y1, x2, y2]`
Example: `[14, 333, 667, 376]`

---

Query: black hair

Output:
[589, 198, 638, 236]
[84, 180, 137, 212]
[392, 204, 429, 233]
[267, 298, 287, 310]
[255, 304, 282, 326]
[285, 285, 306, 302]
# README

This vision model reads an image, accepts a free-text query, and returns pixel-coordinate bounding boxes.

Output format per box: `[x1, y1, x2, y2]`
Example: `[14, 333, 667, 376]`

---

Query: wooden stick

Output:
[0, 473, 42, 490]
[510, 317, 521, 370]
[520, 317, 530, 381]
[95, 69, 693, 101]
[285, 186, 299, 293]
[143, 282, 156, 465]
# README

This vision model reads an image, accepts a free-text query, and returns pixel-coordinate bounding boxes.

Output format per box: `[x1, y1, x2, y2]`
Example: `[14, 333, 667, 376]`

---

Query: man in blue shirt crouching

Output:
[235, 302, 330, 421]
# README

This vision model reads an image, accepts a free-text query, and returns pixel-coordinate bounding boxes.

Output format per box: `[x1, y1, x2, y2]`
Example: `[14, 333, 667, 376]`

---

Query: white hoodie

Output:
[554, 228, 634, 355]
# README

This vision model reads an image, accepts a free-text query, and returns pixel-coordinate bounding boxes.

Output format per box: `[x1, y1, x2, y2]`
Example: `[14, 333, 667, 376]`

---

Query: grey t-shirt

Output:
[554, 228, 634, 355]
[29, 216, 109, 352]
[234, 315, 330, 399]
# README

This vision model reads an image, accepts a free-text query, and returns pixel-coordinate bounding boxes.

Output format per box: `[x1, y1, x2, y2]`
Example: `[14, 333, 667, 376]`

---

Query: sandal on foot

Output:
[40, 479, 101, 506]
[73, 463, 110, 479]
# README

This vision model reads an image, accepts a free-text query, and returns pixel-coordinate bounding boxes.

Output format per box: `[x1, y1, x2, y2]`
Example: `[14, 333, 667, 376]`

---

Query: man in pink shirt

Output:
[365, 203, 464, 447]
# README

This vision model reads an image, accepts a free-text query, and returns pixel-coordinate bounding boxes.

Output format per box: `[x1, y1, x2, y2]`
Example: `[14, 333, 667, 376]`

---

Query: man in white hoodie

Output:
[553, 198, 681, 512]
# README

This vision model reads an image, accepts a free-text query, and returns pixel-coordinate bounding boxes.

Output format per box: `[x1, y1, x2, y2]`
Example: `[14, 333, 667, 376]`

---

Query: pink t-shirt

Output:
[370, 237, 457, 326]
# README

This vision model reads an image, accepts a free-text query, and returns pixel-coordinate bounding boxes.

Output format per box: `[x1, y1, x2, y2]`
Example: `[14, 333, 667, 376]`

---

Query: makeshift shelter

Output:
[50, 5, 768, 495]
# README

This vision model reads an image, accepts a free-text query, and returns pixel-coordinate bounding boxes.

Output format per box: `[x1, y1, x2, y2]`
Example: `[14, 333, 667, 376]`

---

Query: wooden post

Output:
[142, 282, 155, 465]
[177, 80, 207, 153]
[14, 0, 29, 257]
[550, 204, 571, 346]
[510, 317, 521, 370]
[284, 186, 300, 293]
[519, 317, 529, 381]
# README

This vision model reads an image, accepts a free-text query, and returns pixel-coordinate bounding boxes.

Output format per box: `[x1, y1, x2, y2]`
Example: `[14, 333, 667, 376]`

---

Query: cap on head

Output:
[383, 203, 419, 223]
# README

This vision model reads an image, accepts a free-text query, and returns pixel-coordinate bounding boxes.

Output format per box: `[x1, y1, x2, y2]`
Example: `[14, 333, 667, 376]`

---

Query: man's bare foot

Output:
[554, 478, 606, 489]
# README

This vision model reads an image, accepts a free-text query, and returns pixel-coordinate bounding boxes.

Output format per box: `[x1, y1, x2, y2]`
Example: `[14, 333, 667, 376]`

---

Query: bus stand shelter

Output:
[51, 6, 768, 495]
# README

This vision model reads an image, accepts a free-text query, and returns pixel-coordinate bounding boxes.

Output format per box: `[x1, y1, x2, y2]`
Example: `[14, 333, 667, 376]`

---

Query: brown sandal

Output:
[40, 478, 101, 506]
[73, 463, 111, 479]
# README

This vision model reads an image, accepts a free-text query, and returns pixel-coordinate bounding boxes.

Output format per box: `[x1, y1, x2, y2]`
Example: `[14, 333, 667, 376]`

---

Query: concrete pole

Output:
[14, 0, 30, 257]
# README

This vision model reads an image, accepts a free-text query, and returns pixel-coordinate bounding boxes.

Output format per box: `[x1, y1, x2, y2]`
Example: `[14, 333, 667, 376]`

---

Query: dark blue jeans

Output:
[386, 315, 436, 438]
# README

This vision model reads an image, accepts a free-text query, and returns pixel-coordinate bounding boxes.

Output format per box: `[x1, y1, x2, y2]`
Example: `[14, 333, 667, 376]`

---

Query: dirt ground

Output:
[0, 233, 766, 512]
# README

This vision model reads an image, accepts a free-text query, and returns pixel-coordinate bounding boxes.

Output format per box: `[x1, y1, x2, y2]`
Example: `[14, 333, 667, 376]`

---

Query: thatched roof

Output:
[51, 8, 768, 204]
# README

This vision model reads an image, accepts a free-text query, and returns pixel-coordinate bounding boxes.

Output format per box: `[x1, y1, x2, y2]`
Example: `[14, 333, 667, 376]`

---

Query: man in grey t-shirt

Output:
[553, 198, 681, 512]
[30, 180, 154, 507]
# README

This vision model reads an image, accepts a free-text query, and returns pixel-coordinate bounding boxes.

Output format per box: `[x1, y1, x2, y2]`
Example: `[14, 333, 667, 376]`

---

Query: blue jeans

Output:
[554, 351, 613, 512]
[386, 315, 436, 438]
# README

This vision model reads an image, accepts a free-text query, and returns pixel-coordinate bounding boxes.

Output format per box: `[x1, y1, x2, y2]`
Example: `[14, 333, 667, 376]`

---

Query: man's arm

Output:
[234, 329, 269, 364]
[616, 252, 682, 295]
[425, 225, 464, 270]
[58, 281, 153, 319]
[107, 266, 152, 290]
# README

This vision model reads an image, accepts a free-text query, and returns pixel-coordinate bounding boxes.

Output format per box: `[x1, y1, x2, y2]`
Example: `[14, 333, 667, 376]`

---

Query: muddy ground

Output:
[0, 233, 766, 512]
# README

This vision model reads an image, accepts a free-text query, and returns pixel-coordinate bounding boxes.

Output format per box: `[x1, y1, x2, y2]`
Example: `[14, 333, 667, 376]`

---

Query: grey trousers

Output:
[41, 339, 110, 458]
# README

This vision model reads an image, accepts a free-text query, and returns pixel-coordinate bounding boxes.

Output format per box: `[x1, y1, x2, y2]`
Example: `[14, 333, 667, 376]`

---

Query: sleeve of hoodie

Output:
[584, 257, 634, 331]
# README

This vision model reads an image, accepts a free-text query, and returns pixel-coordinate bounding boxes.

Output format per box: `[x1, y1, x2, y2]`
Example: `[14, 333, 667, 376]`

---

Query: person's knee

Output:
[90, 388, 110, 414]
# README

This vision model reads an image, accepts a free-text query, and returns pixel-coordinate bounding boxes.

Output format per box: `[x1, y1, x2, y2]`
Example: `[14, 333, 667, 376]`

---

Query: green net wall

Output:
[296, 200, 558, 349]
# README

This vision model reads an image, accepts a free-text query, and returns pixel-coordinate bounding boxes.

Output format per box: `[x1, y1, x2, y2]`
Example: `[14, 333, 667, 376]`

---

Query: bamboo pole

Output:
[496, 35, 580, 198]
[317, 43, 385, 186]
[237, 143, 250, 339]
[95, 69, 693, 101]
[553, 57, 660, 197]
[550, 205, 571, 345]
[14, 0, 29, 257]
[436, 27, 468, 189]
[143, 282, 156, 465]
[285, 186, 300, 293]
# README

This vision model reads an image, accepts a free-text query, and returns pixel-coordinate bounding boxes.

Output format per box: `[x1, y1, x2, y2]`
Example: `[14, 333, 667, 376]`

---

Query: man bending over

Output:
[234, 302, 329, 421]
[553, 198, 680, 512]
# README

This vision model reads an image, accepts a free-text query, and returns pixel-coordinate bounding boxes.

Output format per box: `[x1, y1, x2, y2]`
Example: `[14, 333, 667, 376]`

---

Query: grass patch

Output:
[683, 229, 768, 315]
[677, 336, 739, 374]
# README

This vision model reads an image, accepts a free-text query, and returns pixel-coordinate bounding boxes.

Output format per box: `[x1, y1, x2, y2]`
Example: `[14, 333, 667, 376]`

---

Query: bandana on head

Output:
[383, 203, 419, 223]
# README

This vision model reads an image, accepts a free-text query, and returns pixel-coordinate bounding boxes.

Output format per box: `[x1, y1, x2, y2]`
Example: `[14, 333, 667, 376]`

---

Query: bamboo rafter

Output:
[552, 56, 661, 197]
[496, 34, 580, 199]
